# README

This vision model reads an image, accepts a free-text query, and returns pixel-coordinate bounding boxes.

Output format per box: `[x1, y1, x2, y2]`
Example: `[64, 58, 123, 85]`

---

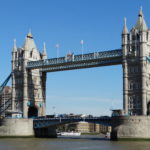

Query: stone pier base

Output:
[111, 116, 150, 140]
[0, 118, 57, 138]
[0, 118, 34, 137]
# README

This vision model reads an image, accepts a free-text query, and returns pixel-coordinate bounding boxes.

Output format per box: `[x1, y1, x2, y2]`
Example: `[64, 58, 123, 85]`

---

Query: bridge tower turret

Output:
[122, 8, 150, 115]
[11, 32, 47, 118]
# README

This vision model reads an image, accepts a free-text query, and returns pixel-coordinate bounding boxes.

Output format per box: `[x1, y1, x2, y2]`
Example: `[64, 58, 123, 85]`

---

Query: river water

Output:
[0, 135, 150, 150]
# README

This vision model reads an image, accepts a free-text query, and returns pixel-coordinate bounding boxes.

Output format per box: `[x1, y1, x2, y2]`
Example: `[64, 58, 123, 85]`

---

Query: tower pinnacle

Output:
[13, 39, 17, 52]
[135, 8, 148, 31]
[27, 31, 33, 39]
[23, 32, 36, 50]
[122, 17, 129, 34]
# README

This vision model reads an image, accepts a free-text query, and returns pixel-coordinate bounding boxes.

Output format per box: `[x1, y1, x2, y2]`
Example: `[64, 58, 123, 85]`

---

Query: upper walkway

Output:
[27, 49, 122, 72]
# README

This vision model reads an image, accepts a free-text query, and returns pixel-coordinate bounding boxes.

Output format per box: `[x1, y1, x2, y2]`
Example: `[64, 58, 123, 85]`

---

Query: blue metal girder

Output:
[0, 99, 12, 114]
[33, 117, 112, 128]
[0, 73, 12, 95]
[27, 49, 122, 72]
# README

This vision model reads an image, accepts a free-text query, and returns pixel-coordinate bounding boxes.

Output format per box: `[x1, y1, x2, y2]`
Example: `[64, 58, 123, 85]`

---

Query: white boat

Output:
[105, 132, 111, 139]
[60, 131, 81, 136]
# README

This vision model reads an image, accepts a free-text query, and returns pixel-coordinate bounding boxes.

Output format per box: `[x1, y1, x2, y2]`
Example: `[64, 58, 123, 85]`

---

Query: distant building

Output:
[59, 121, 111, 134]
[76, 122, 111, 133]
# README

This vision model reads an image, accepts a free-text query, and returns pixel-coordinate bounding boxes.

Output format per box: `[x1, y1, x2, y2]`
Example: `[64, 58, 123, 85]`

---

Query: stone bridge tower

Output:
[122, 9, 150, 115]
[12, 32, 47, 118]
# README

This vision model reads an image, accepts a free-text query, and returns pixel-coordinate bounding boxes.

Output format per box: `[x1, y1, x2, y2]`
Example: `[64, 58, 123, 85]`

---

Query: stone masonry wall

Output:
[111, 116, 150, 140]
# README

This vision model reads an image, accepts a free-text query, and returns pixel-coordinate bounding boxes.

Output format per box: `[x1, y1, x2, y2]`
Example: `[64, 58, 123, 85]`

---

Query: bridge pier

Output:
[111, 116, 150, 140]
[0, 118, 57, 138]
[0, 118, 34, 137]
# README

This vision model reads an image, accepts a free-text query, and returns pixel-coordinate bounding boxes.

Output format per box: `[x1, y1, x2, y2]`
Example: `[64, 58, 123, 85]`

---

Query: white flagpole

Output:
[80, 40, 84, 60]
[55, 44, 59, 63]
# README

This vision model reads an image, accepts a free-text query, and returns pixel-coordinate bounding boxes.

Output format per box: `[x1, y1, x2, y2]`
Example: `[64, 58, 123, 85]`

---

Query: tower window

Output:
[132, 35, 135, 41]
[137, 34, 139, 40]
[127, 34, 130, 41]
[132, 45, 135, 51]
[15, 52, 17, 58]
[21, 51, 24, 57]
[30, 52, 32, 58]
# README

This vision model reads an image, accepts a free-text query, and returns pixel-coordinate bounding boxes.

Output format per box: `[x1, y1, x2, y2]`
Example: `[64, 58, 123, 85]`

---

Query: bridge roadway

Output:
[27, 49, 122, 72]
[33, 116, 111, 128]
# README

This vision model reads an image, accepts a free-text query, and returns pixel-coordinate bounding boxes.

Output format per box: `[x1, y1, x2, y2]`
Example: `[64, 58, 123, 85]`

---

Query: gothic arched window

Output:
[30, 51, 32, 58]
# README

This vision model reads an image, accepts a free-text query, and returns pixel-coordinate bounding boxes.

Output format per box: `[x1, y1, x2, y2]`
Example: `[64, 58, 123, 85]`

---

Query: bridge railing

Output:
[27, 49, 122, 69]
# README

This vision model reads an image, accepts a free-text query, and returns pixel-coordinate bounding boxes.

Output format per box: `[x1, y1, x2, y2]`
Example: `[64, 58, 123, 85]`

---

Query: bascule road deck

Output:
[26, 49, 122, 72]
[33, 117, 112, 128]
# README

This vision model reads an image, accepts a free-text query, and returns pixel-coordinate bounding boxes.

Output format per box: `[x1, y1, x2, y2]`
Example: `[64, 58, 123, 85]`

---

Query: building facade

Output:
[59, 122, 111, 134]
[76, 122, 111, 133]
[122, 9, 150, 115]
[12, 32, 47, 118]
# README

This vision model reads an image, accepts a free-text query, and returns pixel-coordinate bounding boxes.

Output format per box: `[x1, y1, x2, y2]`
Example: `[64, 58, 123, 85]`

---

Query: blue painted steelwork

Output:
[146, 57, 150, 63]
[0, 73, 12, 115]
[0, 99, 11, 114]
[0, 73, 12, 95]
[27, 49, 122, 72]
[33, 117, 111, 128]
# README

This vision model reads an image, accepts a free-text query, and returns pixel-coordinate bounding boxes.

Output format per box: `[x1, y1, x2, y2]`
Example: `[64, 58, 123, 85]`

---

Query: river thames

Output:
[0, 135, 150, 150]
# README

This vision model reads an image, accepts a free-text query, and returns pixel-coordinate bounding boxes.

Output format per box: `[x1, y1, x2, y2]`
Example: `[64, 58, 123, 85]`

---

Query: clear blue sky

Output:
[0, 0, 149, 116]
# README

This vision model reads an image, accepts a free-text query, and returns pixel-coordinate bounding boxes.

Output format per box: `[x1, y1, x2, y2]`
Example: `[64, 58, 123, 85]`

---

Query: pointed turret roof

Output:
[135, 8, 148, 31]
[42, 42, 47, 59]
[23, 31, 37, 51]
[27, 31, 33, 39]
[122, 17, 129, 34]
[13, 39, 17, 52]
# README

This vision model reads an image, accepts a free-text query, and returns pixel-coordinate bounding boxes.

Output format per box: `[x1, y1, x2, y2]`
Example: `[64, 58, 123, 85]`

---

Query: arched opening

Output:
[147, 102, 150, 115]
[28, 106, 38, 118]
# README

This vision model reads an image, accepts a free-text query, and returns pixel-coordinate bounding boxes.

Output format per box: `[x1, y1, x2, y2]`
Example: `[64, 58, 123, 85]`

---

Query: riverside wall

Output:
[111, 116, 150, 140]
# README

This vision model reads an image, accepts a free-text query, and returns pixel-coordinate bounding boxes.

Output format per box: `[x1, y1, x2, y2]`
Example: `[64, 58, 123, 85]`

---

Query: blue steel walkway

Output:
[27, 49, 122, 72]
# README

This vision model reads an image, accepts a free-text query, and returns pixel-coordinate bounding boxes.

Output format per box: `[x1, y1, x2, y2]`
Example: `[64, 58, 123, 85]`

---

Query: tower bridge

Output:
[10, 8, 150, 118]
[1, 8, 150, 139]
